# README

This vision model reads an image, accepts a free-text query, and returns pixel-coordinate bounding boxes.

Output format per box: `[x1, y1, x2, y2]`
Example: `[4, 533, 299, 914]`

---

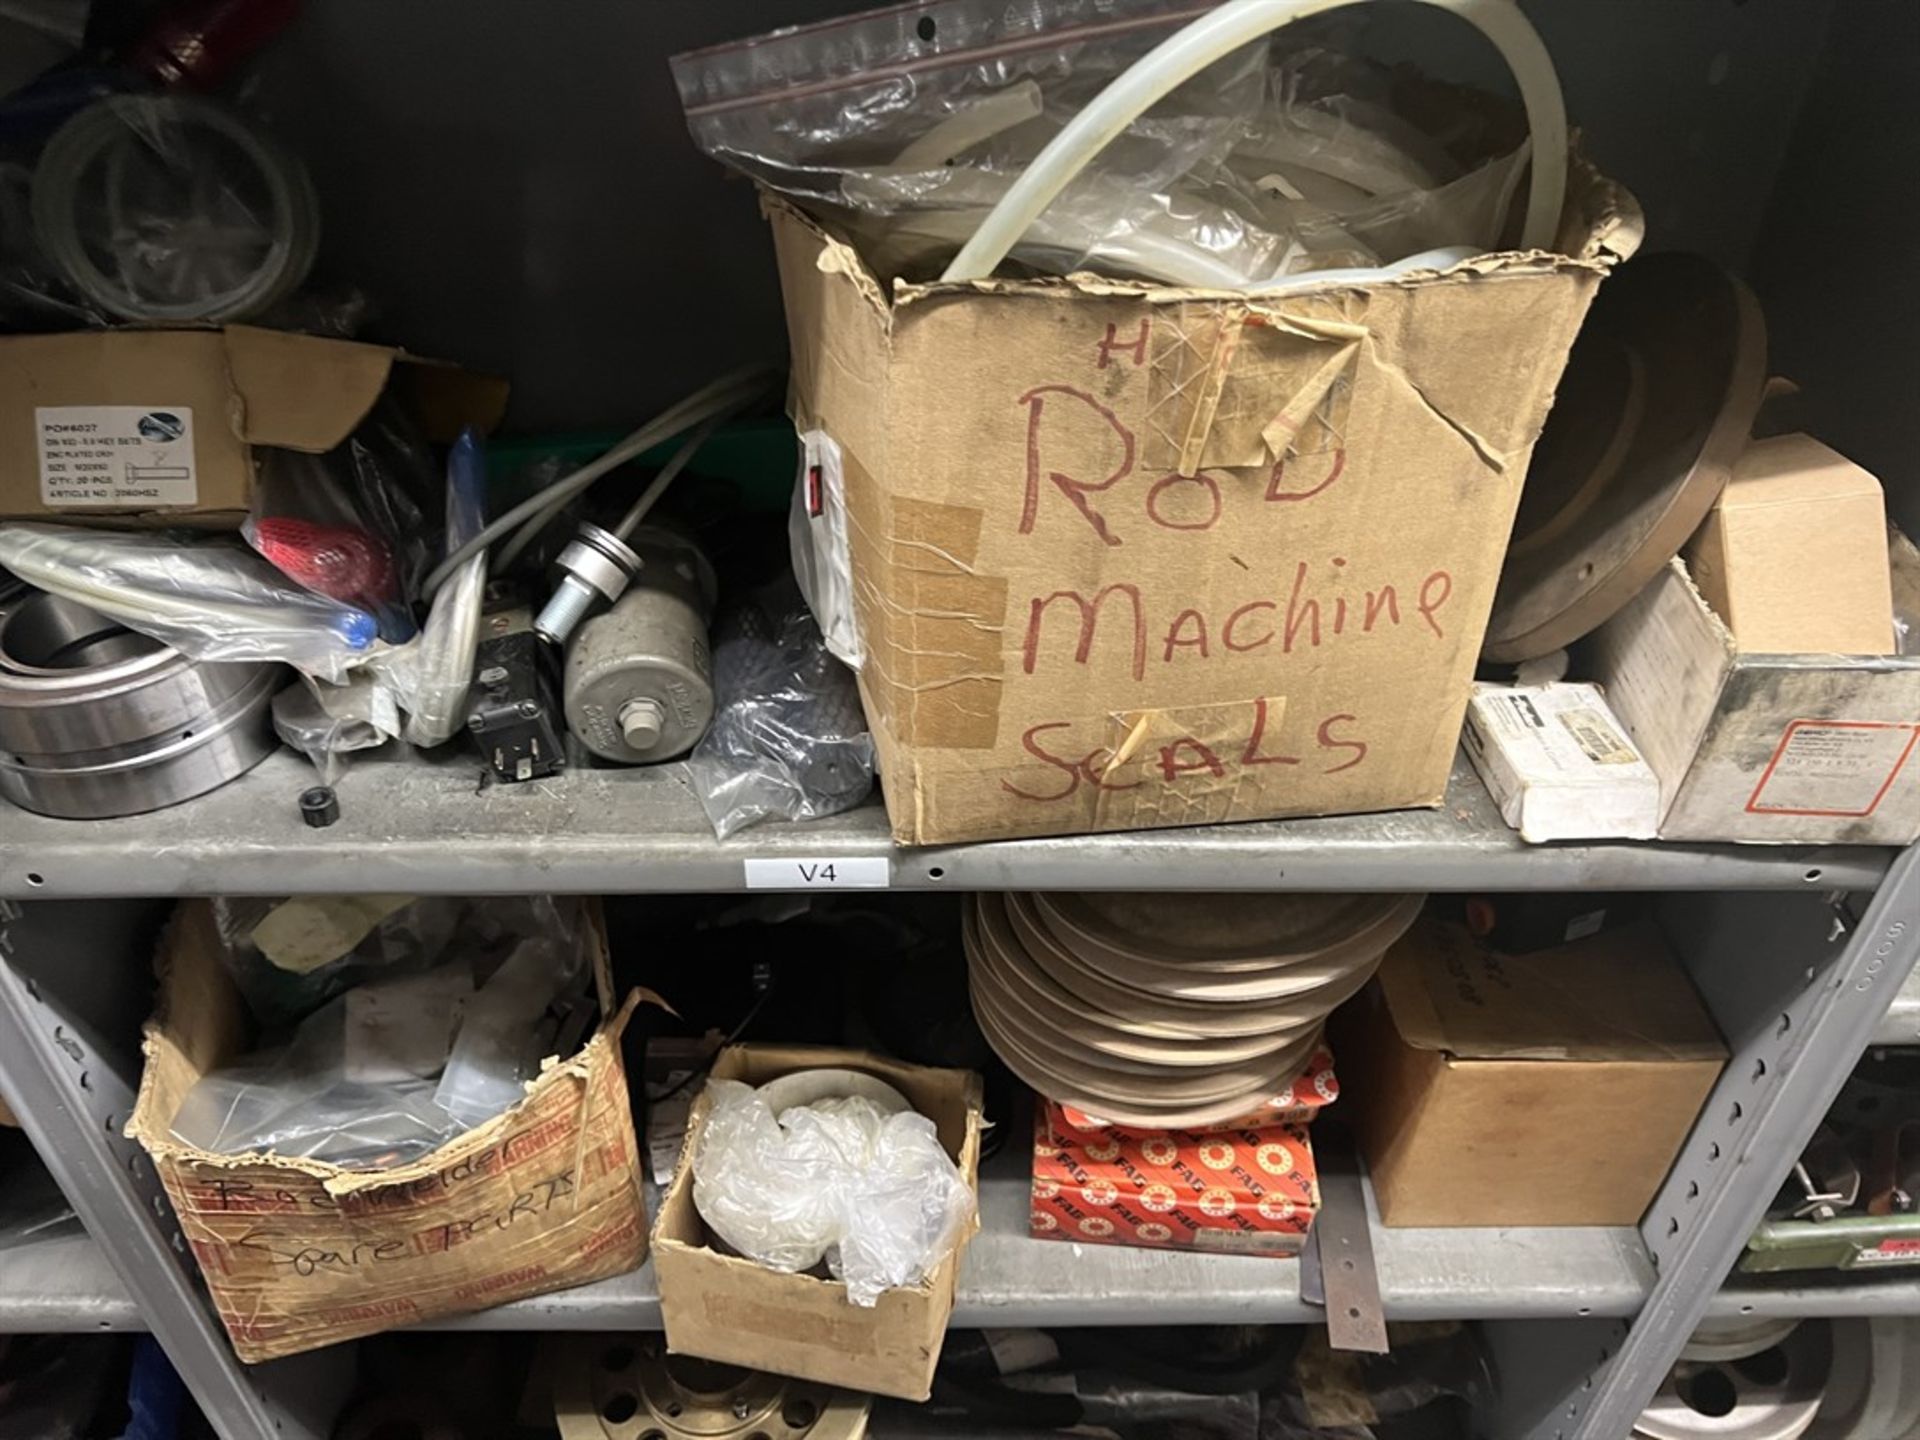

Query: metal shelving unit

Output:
[2, 807, 1917, 1440]
[0, 751, 1892, 898]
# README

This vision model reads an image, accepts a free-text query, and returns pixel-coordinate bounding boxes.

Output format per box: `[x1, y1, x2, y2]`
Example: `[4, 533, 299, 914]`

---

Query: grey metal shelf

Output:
[0, 749, 1891, 899]
[0, 1227, 141, 1332]
[1874, 967, 1920, 1046]
[1, 1152, 1653, 1338]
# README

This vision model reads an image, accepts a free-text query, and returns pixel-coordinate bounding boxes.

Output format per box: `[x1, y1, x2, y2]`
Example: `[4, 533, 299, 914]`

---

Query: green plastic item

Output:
[1741, 1211, 1920, 1273]
[485, 418, 799, 516]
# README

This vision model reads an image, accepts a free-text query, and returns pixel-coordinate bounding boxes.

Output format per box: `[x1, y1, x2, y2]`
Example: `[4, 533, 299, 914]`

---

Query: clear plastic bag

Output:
[674, 4, 1528, 287]
[175, 895, 595, 1169]
[364, 426, 487, 748]
[0, 521, 377, 681]
[690, 1078, 974, 1307]
[685, 583, 876, 839]
[29, 92, 319, 324]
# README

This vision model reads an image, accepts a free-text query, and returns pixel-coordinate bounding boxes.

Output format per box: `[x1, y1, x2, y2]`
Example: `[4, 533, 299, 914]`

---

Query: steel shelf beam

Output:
[0, 751, 1888, 898]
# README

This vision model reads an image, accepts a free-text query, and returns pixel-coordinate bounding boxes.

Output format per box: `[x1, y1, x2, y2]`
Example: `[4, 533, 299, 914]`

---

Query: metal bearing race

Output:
[0, 592, 280, 820]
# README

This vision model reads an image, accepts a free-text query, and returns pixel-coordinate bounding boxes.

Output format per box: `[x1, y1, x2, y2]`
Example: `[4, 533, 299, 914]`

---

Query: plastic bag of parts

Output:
[685, 584, 876, 839]
[0, 522, 377, 681]
[673, 3, 1526, 288]
[26, 92, 319, 324]
[691, 1078, 974, 1306]
[207, 893, 560, 1030]
[270, 673, 392, 784]
[174, 897, 594, 1168]
[243, 399, 444, 643]
[362, 427, 488, 749]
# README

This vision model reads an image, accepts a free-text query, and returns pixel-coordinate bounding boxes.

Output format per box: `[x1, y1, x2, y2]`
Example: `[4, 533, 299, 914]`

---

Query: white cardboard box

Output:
[1590, 534, 1920, 845]
[1463, 682, 1660, 842]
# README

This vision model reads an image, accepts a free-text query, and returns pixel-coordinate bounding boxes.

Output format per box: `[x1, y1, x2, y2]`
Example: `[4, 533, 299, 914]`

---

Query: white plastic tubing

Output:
[941, 0, 1567, 284]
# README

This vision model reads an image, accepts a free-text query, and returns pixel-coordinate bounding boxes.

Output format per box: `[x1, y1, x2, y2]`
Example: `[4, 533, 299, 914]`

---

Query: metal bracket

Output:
[0, 899, 348, 1440]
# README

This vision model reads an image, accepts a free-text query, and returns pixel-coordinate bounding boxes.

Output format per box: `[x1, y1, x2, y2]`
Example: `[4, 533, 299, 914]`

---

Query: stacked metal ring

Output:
[966, 889, 1423, 1128]
[0, 591, 280, 819]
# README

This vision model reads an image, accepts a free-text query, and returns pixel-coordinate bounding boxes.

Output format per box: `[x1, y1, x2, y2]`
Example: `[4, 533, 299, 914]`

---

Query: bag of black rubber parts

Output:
[686, 580, 876, 838]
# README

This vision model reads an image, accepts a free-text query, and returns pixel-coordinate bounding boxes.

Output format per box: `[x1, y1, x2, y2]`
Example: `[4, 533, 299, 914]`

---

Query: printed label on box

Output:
[1746, 720, 1920, 817]
[37, 405, 197, 507]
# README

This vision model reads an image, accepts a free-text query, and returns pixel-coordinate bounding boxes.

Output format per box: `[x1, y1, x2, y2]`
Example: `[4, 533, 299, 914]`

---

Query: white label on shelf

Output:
[37, 405, 197, 507]
[743, 856, 890, 890]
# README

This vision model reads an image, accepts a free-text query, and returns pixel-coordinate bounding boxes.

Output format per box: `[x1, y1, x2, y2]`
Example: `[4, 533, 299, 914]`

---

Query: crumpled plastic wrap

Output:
[691, 1078, 974, 1307]
[173, 895, 595, 1169]
[0, 521, 377, 681]
[673, 3, 1528, 288]
[686, 584, 876, 838]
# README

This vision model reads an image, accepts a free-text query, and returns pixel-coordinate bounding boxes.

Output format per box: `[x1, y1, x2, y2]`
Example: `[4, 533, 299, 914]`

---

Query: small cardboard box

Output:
[774, 158, 1642, 845]
[1032, 1101, 1319, 1259]
[1337, 920, 1725, 1228]
[1462, 681, 1661, 842]
[128, 901, 648, 1362]
[1685, 435, 1896, 656]
[653, 1045, 983, 1402]
[1591, 532, 1920, 844]
[0, 327, 507, 523]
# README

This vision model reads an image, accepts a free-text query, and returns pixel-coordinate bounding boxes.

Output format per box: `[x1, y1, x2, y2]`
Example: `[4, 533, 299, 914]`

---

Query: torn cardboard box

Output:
[775, 161, 1642, 844]
[127, 901, 648, 1362]
[0, 327, 506, 523]
[653, 1045, 983, 1402]
[1336, 920, 1725, 1228]
[1592, 532, 1920, 845]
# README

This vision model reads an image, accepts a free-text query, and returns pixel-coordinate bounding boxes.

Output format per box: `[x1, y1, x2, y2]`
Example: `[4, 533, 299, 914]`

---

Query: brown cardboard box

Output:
[774, 160, 1642, 845]
[1338, 920, 1724, 1227]
[1592, 532, 1920, 844]
[653, 1045, 983, 1401]
[1686, 435, 1896, 655]
[0, 327, 507, 523]
[127, 901, 648, 1362]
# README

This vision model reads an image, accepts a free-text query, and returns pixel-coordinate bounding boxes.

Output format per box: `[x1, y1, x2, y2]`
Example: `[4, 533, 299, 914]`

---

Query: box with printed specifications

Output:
[0, 327, 505, 523]
[126, 900, 648, 1363]
[1591, 533, 1920, 845]
[1462, 682, 1660, 842]
[772, 158, 1642, 844]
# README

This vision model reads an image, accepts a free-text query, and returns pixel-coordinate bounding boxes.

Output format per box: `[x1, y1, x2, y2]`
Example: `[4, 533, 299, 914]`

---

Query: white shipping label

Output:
[37, 405, 197, 508]
[743, 856, 891, 890]
[1747, 720, 1920, 818]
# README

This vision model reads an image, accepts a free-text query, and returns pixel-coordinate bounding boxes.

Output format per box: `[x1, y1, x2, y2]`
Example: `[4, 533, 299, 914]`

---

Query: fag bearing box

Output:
[0, 327, 507, 524]
[1337, 920, 1724, 1227]
[773, 161, 1642, 844]
[127, 900, 648, 1363]
[653, 1044, 983, 1402]
[1591, 530, 1920, 845]
[1032, 1065, 1332, 1259]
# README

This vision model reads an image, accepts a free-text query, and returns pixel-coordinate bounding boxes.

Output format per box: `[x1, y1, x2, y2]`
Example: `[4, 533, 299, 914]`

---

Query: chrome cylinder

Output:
[0, 592, 281, 819]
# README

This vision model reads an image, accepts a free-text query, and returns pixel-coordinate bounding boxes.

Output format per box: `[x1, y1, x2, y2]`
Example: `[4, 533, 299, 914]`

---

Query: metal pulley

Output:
[551, 1336, 869, 1440]
[562, 527, 717, 764]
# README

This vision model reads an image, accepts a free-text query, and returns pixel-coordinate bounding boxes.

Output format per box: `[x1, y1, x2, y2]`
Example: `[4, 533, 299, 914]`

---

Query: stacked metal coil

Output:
[965, 890, 1423, 1127]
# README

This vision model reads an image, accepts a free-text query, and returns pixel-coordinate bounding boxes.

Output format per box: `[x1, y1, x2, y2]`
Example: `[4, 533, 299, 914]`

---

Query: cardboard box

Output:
[127, 901, 648, 1362]
[0, 327, 507, 523]
[1685, 435, 1896, 656]
[1337, 921, 1724, 1227]
[1592, 533, 1920, 844]
[1462, 681, 1660, 841]
[775, 163, 1642, 845]
[653, 1045, 983, 1402]
[1033, 1101, 1320, 1259]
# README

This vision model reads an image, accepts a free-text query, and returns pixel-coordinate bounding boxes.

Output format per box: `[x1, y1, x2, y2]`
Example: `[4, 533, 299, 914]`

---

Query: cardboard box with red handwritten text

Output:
[773, 157, 1643, 844]
[126, 900, 648, 1362]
